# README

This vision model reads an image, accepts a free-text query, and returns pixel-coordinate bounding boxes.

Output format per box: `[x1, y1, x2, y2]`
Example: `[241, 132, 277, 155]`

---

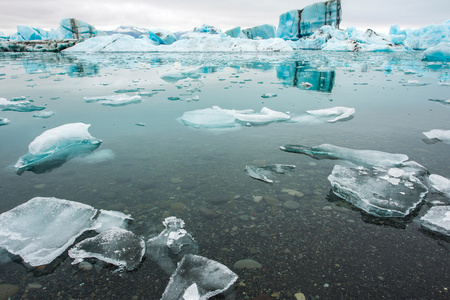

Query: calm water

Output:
[0, 51, 449, 299]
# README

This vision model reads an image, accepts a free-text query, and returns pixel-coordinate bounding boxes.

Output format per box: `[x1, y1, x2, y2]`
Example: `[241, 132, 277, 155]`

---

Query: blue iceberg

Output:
[148, 29, 177, 45]
[15, 122, 102, 175]
[242, 24, 276, 40]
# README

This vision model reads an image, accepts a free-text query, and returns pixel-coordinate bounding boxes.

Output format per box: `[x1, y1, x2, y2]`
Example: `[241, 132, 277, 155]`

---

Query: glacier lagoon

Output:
[0, 51, 449, 299]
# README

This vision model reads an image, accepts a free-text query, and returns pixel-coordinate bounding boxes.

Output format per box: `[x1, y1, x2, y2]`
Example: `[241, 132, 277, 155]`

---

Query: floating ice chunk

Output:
[306, 106, 355, 123]
[161, 66, 202, 83]
[146, 217, 198, 275]
[32, 111, 55, 118]
[261, 93, 277, 98]
[401, 80, 429, 86]
[245, 164, 295, 183]
[0, 97, 45, 112]
[94, 209, 132, 233]
[15, 122, 102, 175]
[148, 28, 177, 45]
[280, 143, 409, 168]
[423, 42, 450, 61]
[114, 88, 143, 93]
[0, 117, 9, 126]
[420, 206, 450, 237]
[63, 34, 158, 52]
[428, 174, 450, 198]
[69, 227, 145, 271]
[180, 108, 238, 129]
[84, 95, 141, 106]
[234, 107, 290, 125]
[428, 98, 450, 105]
[423, 129, 450, 144]
[300, 82, 313, 89]
[0, 197, 98, 267]
[242, 24, 276, 40]
[328, 163, 428, 218]
[161, 254, 238, 300]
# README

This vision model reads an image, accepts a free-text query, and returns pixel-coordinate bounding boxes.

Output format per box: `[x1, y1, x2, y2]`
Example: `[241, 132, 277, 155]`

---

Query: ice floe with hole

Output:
[0, 197, 132, 267]
[245, 164, 295, 183]
[83, 94, 142, 106]
[420, 206, 450, 237]
[306, 106, 355, 123]
[423, 129, 450, 144]
[161, 254, 238, 300]
[15, 122, 102, 175]
[146, 216, 198, 275]
[280, 143, 409, 168]
[0, 97, 45, 112]
[69, 227, 145, 271]
[328, 162, 429, 218]
[428, 174, 450, 199]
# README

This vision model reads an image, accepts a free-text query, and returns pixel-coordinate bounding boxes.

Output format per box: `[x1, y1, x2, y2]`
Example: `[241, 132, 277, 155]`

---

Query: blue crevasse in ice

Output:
[242, 24, 276, 40]
[276, 0, 342, 40]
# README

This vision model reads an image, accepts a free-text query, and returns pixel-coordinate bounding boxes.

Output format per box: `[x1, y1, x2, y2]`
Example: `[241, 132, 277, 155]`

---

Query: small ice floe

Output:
[306, 106, 355, 123]
[234, 107, 290, 125]
[400, 79, 429, 86]
[300, 82, 313, 89]
[114, 88, 144, 93]
[15, 122, 102, 175]
[0, 117, 9, 126]
[84, 95, 141, 106]
[139, 91, 158, 97]
[161, 254, 238, 300]
[423, 129, 450, 144]
[0, 97, 45, 112]
[32, 111, 55, 119]
[420, 206, 450, 237]
[428, 174, 450, 198]
[327, 162, 429, 218]
[280, 143, 409, 168]
[135, 122, 146, 126]
[245, 164, 295, 183]
[146, 216, 198, 275]
[161, 66, 202, 83]
[168, 97, 181, 101]
[429, 98, 450, 105]
[261, 93, 277, 98]
[69, 227, 145, 271]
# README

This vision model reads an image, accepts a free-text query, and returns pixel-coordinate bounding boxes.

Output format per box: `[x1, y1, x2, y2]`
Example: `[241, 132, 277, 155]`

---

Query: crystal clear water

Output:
[0, 51, 449, 299]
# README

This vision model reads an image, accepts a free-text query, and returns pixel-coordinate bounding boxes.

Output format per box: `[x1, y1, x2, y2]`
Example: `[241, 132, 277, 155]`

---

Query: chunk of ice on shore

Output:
[306, 106, 355, 123]
[245, 164, 295, 183]
[146, 217, 198, 275]
[0, 197, 97, 266]
[428, 174, 450, 198]
[161, 254, 238, 300]
[280, 143, 408, 168]
[420, 206, 450, 237]
[15, 123, 102, 175]
[94, 209, 132, 233]
[423, 129, 450, 144]
[84, 95, 141, 106]
[327, 163, 428, 218]
[69, 227, 145, 271]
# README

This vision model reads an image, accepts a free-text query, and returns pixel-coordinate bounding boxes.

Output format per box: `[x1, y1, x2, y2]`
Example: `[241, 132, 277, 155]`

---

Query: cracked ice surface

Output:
[161, 254, 238, 300]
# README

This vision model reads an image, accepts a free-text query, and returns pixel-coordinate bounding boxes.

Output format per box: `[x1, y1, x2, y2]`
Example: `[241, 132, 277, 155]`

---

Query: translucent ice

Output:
[84, 95, 141, 106]
[242, 24, 276, 40]
[94, 209, 133, 233]
[327, 163, 428, 218]
[161, 254, 238, 300]
[423, 42, 450, 61]
[420, 206, 450, 237]
[146, 217, 198, 275]
[15, 122, 102, 175]
[423, 129, 450, 144]
[306, 106, 355, 123]
[245, 164, 295, 183]
[68, 227, 145, 271]
[32, 111, 55, 118]
[0, 197, 98, 267]
[428, 174, 450, 198]
[280, 144, 409, 168]
[180, 108, 238, 129]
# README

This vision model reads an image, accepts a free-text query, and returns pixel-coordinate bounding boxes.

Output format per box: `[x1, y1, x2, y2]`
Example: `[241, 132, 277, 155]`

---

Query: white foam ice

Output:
[306, 106, 355, 123]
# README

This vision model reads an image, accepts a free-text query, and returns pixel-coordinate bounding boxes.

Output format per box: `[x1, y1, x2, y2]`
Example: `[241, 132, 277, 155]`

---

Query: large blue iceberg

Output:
[242, 24, 276, 40]
[276, 0, 342, 40]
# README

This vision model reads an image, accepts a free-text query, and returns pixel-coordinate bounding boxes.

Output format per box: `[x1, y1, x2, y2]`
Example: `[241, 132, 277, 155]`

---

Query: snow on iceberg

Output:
[146, 216, 198, 275]
[69, 227, 145, 271]
[84, 94, 142, 106]
[328, 163, 429, 218]
[280, 143, 409, 168]
[306, 106, 355, 123]
[423, 42, 450, 61]
[63, 34, 158, 52]
[15, 122, 102, 175]
[423, 129, 450, 144]
[245, 164, 295, 183]
[161, 254, 238, 300]
[420, 206, 450, 237]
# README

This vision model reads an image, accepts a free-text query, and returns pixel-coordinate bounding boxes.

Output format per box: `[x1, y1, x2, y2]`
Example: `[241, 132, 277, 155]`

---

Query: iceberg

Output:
[0, 197, 98, 267]
[63, 34, 158, 52]
[245, 164, 295, 183]
[161, 254, 238, 300]
[10, 25, 48, 41]
[234, 107, 290, 125]
[242, 24, 276, 40]
[390, 21, 450, 50]
[423, 129, 450, 144]
[328, 163, 428, 218]
[276, 0, 342, 40]
[146, 217, 198, 275]
[306, 106, 355, 123]
[423, 42, 450, 61]
[15, 122, 102, 175]
[280, 144, 409, 168]
[84, 94, 142, 106]
[428, 174, 450, 198]
[68, 227, 145, 271]
[0, 117, 9, 126]
[0, 98, 45, 112]
[224, 27, 247, 39]
[148, 28, 177, 45]
[180, 108, 238, 129]
[32, 111, 55, 119]
[420, 206, 450, 237]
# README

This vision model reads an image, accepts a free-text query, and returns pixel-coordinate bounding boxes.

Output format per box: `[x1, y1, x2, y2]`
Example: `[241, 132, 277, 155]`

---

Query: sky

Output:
[0, 0, 449, 35]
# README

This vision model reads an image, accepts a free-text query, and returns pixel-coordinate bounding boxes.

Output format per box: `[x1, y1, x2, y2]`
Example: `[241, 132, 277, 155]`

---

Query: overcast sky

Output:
[0, 0, 449, 35]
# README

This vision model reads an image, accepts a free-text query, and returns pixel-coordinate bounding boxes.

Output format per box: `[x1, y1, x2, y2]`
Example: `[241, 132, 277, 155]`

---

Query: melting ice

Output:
[306, 106, 355, 123]
[245, 164, 295, 183]
[84, 95, 142, 106]
[420, 206, 450, 237]
[423, 129, 450, 144]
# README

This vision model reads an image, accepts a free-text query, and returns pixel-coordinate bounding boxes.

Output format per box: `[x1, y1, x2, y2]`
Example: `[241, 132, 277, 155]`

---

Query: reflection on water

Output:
[0, 51, 449, 300]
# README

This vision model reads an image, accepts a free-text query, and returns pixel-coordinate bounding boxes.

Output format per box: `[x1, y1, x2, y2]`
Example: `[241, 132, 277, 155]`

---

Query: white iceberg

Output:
[63, 34, 158, 52]
[84, 94, 142, 106]
[420, 206, 450, 237]
[0, 97, 45, 112]
[161, 254, 238, 300]
[180, 108, 238, 129]
[423, 129, 450, 144]
[68, 227, 145, 271]
[234, 107, 290, 125]
[306, 106, 355, 123]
